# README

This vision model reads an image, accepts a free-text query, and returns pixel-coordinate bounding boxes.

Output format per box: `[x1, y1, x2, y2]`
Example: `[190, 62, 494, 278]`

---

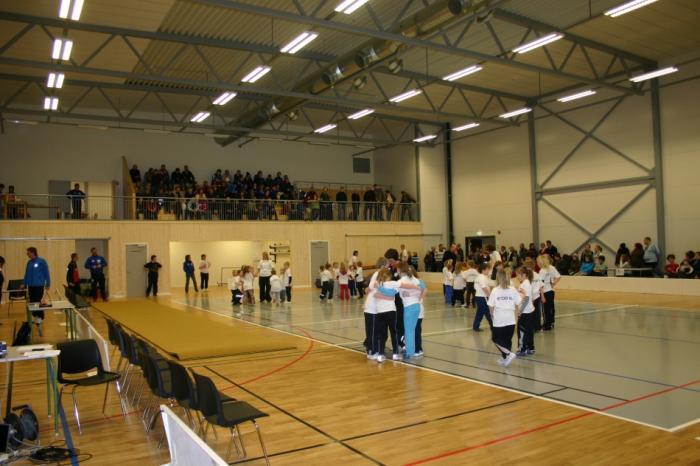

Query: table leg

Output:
[25, 306, 33, 344]
[47, 359, 60, 434]
[46, 361, 52, 419]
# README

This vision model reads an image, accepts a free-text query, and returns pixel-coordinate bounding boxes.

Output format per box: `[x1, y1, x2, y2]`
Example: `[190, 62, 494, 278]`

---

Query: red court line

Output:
[405, 379, 700, 465]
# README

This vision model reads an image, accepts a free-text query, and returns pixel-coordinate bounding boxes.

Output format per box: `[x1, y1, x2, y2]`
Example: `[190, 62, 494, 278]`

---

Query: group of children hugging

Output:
[228, 261, 292, 307]
[441, 255, 561, 367]
[318, 260, 366, 300]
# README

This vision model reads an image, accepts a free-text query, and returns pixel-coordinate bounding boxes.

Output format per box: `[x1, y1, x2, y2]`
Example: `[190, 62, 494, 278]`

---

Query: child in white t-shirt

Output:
[355, 262, 365, 298]
[487, 269, 521, 367]
[473, 263, 492, 331]
[242, 265, 255, 304]
[281, 262, 292, 304]
[270, 269, 283, 306]
[337, 263, 350, 300]
[319, 264, 333, 300]
[228, 269, 243, 305]
[442, 259, 454, 304]
[516, 266, 536, 356]
[464, 261, 478, 308]
[452, 262, 466, 307]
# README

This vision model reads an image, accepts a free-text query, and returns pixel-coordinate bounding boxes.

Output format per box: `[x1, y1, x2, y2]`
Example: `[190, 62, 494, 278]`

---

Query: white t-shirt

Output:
[487, 286, 521, 327]
[531, 271, 542, 300]
[465, 268, 478, 283]
[338, 271, 349, 285]
[398, 276, 422, 307]
[375, 281, 399, 313]
[320, 269, 332, 282]
[453, 271, 467, 290]
[442, 268, 453, 286]
[363, 270, 380, 314]
[490, 251, 502, 264]
[270, 274, 283, 292]
[257, 260, 273, 277]
[350, 255, 358, 266]
[283, 268, 292, 287]
[356, 267, 364, 282]
[475, 274, 490, 298]
[519, 279, 534, 314]
[540, 266, 561, 293]
[332, 268, 340, 281]
[199, 260, 211, 273]
[228, 276, 241, 291]
[242, 273, 254, 291]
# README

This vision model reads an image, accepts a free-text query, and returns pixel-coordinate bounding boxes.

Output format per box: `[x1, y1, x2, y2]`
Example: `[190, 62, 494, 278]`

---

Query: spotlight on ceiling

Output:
[260, 102, 280, 120]
[322, 64, 345, 85]
[355, 47, 379, 68]
[387, 59, 403, 74]
[352, 76, 367, 90]
[287, 111, 298, 121]
[447, 0, 473, 15]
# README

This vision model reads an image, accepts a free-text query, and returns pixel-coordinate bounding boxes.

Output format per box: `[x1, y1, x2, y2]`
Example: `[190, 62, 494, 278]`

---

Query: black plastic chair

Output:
[142, 352, 176, 433]
[57, 339, 123, 435]
[6, 279, 27, 316]
[193, 372, 270, 464]
[167, 360, 203, 433]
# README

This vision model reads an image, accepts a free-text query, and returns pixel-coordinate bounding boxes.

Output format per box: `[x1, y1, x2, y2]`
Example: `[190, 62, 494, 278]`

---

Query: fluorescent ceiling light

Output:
[499, 107, 532, 118]
[335, 0, 370, 14]
[241, 66, 271, 83]
[413, 134, 437, 143]
[442, 65, 483, 82]
[314, 123, 337, 134]
[348, 108, 374, 120]
[389, 89, 422, 103]
[557, 89, 597, 103]
[452, 122, 480, 132]
[190, 111, 210, 123]
[629, 66, 678, 82]
[604, 0, 658, 17]
[47, 72, 65, 89]
[280, 32, 318, 54]
[59, 0, 84, 20]
[512, 33, 563, 54]
[212, 92, 237, 105]
[44, 97, 59, 111]
[52, 39, 73, 60]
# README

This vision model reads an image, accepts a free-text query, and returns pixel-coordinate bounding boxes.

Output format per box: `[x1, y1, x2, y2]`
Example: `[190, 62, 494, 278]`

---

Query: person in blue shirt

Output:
[183, 255, 198, 293]
[85, 247, 108, 301]
[23, 247, 50, 321]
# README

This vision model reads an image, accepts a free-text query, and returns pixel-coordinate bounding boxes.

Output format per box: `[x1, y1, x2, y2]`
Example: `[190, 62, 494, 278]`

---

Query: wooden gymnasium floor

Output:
[0, 286, 698, 465]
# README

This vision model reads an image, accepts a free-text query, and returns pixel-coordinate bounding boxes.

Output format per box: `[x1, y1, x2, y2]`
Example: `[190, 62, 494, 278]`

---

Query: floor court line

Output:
[552, 324, 700, 345]
[174, 300, 679, 432]
[555, 304, 638, 318]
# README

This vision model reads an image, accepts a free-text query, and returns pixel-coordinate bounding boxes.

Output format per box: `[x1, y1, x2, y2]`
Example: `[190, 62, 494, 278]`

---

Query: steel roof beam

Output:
[192, 0, 642, 96]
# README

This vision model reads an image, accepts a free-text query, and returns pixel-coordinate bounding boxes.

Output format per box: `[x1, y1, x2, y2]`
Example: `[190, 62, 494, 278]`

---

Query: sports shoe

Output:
[392, 354, 401, 361]
[376, 355, 386, 363]
[503, 352, 517, 367]
[516, 350, 528, 357]
[415, 351, 424, 357]
[496, 358, 506, 366]
[399, 345, 406, 353]
[367, 353, 377, 360]
[527, 349, 535, 355]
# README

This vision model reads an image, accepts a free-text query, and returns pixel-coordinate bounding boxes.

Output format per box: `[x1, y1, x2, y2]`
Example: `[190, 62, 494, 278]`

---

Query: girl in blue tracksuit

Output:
[398, 263, 426, 359]
[183, 255, 198, 292]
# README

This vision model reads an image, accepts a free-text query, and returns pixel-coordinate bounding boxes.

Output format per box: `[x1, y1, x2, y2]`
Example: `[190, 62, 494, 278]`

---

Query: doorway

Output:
[309, 241, 329, 287]
[465, 235, 496, 255]
[125, 244, 147, 297]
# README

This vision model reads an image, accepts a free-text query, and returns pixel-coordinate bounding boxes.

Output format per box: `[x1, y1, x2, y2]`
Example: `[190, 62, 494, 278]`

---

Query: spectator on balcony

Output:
[630, 243, 645, 270]
[320, 187, 332, 220]
[66, 183, 86, 220]
[373, 184, 384, 220]
[400, 191, 416, 221]
[665, 254, 679, 278]
[678, 257, 695, 279]
[569, 253, 581, 275]
[576, 255, 594, 276]
[615, 243, 630, 266]
[643, 236, 661, 276]
[580, 243, 594, 262]
[336, 186, 348, 220]
[171, 167, 183, 187]
[159, 164, 170, 187]
[5, 185, 19, 219]
[182, 165, 195, 186]
[385, 190, 395, 220]
[544, 240, 558, 257]
[593, 255, 608, 276]
[212, 169, 223, 184]
[363, 186, 375, 220]
[593, 244, 604, 260]
[129, 164, 141, 185]
[351, 190, 360, 221]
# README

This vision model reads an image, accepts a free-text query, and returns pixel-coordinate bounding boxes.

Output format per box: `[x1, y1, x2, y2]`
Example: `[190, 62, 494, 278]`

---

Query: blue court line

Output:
[552, 324, 700, 345]
[58, 401, 80, 466]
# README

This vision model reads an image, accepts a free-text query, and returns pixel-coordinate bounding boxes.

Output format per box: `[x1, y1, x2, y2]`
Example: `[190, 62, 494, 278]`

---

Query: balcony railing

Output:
[0, 194, 420, 222]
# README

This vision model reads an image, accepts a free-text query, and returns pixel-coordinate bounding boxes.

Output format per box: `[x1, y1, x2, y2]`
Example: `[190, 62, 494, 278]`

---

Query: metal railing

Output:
[0, 194, 420, 222]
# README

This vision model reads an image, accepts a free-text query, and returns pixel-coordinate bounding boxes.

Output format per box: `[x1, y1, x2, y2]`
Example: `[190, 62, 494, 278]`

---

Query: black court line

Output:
[228, 442, 332, 464]
[205, 366, 385, 466]
[339, 396, 530, 442]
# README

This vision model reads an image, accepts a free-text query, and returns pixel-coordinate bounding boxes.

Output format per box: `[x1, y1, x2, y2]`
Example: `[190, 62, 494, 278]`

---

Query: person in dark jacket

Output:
[363, 187, 375, 220]
[85, 247, 108, 301]
[144, 255, 162, 297]
[336, 186, 348, 220]
[351, 190, 360, 221]
[66, 253, 81, 295]
[66, 183, 86, 219]
[183, 254, 198, 293]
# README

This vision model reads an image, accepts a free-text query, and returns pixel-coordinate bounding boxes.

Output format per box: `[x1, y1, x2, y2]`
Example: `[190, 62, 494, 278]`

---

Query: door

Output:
[309, 241, 329, 287]
[465, 236, 496, 255]
[126, 244, 147, 298]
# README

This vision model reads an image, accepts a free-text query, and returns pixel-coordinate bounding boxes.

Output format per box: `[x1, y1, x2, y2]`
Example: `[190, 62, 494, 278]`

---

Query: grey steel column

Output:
[650, 80, 666, 254]
[527, 108, 540, 246]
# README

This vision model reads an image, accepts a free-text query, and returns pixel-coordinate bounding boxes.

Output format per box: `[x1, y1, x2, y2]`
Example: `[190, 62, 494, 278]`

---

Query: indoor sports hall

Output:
[0, 0, 698, 464]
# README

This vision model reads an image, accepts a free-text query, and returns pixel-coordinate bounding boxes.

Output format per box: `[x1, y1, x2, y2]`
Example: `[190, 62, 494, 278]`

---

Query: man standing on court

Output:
[85, 247, 108, 301]
[144, 255, 162, 297]
[643, 236, 661, 277]
[23, 247, 50, 323]
[199, 254, 211, 290]
[66, 183, 86, 219]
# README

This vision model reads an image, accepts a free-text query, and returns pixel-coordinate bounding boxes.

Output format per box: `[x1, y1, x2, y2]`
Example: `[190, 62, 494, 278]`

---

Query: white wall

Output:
[373, 144, 418, 199]
[0, 123, 374, 195]
[418, 145, 448, 249]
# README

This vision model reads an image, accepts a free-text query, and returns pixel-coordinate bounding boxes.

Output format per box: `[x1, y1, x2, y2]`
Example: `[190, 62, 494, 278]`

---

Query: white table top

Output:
[27, 300, 75, 311]
[0, 344, 60, 362]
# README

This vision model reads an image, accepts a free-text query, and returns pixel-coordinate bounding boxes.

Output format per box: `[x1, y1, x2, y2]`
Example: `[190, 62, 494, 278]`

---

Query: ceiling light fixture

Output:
[499, 107, 532, 118]
[280, 31, 319, 54]
[314, 123, 337, 134]
[43, 97, 59, 111]
[388, 59, 403, 74]
[59, 0, 84, 20]
[389, 89, 422, 103]
[212, 92, 237, 105]
[46, 72, 65, 89]
[287, 111, 298, 121]
[442, 64, 483, 81]
[352, 76, 367, 89]
[190, 111, 210, 123]
[413, 134, 437, 143]
[241, 66, 271, 83]
[452, 122, 480, 132]
[629, 66, 678, 82]
[335, 0, 370, 14]
[51, 38, 73, 60]
[604, 0, 658, 17]
[322, 64, 344, 85]
[348, 108, 374, 120]
[355, 46, 379, 68]
[512, 33, 563, 54]
[557, 89, 597, 103]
